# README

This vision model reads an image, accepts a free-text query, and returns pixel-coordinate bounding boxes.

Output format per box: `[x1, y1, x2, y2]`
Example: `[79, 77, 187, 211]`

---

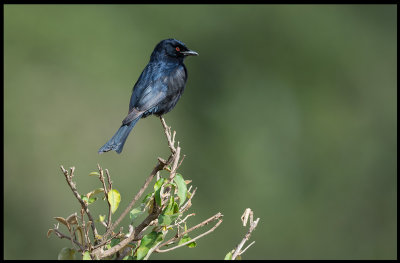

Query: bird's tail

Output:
[98, 116, 141, 154]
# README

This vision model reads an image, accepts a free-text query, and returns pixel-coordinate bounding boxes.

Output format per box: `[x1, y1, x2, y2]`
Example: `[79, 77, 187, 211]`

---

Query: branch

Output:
[97, 164, 112, 232]
[231, 208, 260, 260]
[60, 166, 99, 241]
[179, 187, 197, 213]
[93, 205, 162, 259]
[155, 212, 224, 252]
[160, 116, 176, 154]
[53, 228, 86, 252]
[157, 218, 223, 253]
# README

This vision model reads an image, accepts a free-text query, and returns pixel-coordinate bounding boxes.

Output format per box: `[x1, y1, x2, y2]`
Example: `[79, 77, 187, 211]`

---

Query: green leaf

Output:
[147, 198, 155, 214]
[58, 247, 76, 260]
[89, 172, 100, 176]
[130, 207, 144, 222]
[82, 251, 91, 260]
[178, 234, 197, 248]
[174, 173, 187, 206]
[224, 251, 233, 260]
[157, 194, 181, 226]
[136, 231, 163, 260]
[154, 178, 165, 207]
[158, 213, 179, 226]
[154, 178, 166, 191]
[142, 192, 153, 205]
[154, 190, 161, 206]
[173, 201, 179, 214]
[99, 215, 105, 222]
[88, 197, 97, 204]
[110, 238, 120, 247]
[86, 188, 104, 198]
[164, 196, 174, 215]
[108, 189, 121, 214]
[187, 241, 197, 248]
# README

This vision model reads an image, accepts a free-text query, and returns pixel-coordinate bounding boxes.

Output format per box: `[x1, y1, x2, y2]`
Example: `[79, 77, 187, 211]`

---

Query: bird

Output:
[98, 38, 198, 154]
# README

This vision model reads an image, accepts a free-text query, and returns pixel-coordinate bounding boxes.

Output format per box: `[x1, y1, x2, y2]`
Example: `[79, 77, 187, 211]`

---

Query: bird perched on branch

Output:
[98, 38, 198, 154]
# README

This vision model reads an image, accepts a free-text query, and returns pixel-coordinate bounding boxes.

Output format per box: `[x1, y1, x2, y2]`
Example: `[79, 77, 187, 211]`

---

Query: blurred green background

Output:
[4, 4, 397, 260]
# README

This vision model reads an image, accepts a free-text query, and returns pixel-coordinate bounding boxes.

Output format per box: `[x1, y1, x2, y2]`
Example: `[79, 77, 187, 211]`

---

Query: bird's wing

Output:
[122, 77, 168, 125]
[135, 78, 168, 111]
[129, 63, 162, 112]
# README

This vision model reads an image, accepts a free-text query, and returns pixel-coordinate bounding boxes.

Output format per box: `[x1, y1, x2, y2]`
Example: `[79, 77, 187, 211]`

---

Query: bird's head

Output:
[151, 39, 198, 62]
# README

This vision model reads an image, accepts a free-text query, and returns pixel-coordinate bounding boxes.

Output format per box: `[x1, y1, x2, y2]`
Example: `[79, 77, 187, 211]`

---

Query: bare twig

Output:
[155, 212, 223, 252]
[177, 154, 186, 169]
[53, 228, 86, 252]
[180, 187, 197, 213]
[105, 169, 112, 189]
[160, 116, 176, 153]
[80, 208, 91, 250]
[97, 164, 112, 231]
[231, 208, 260, 260]
[240, 241, 256, 256]
[157, 218, 223, 253]
[176, 213, 196, 226]
[60, 166, 99, 241]
[169, 146, 181, 180]
[92, 229, 122, 250]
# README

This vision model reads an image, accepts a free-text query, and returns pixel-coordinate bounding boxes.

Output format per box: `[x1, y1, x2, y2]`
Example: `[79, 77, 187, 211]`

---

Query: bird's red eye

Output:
[176, 47, 180, 52]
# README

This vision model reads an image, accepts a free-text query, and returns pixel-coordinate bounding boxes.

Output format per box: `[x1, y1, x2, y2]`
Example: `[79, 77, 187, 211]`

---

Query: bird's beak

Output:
[181, 50, 199, 56]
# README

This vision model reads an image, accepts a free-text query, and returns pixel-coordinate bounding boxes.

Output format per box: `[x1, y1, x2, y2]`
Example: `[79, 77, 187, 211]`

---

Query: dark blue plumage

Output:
[98, 39, 198, 154]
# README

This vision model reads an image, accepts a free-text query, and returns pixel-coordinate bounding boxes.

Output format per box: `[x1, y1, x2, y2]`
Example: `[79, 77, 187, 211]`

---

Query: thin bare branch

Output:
[105, 169, 112, 190]
[169, 146, 181, 180]
[97, 164, 113, 231]
[158, 219, 223, 253]
[160, 116, 176, 153]
[231, 208, 260, 260]
[60, 166, 99, 241]
[176, 213, 196, 226]
[180, 187, 197, 213]
[53, 228, 86, 252]
[240, 241, 256, 256]
[155, 212, 223, 252]
[177, 154, 186, 169]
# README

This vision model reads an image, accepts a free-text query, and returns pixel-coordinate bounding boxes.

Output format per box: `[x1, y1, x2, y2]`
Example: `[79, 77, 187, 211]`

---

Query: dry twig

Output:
[97, 164, 112, 231]
[231, 208, 260, 260]
[60, 166, 99, 241]
[154, 212, 223, 253]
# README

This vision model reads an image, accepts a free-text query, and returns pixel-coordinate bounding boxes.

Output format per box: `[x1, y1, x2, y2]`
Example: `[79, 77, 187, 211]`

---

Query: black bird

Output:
[98, 39, 198, 154]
